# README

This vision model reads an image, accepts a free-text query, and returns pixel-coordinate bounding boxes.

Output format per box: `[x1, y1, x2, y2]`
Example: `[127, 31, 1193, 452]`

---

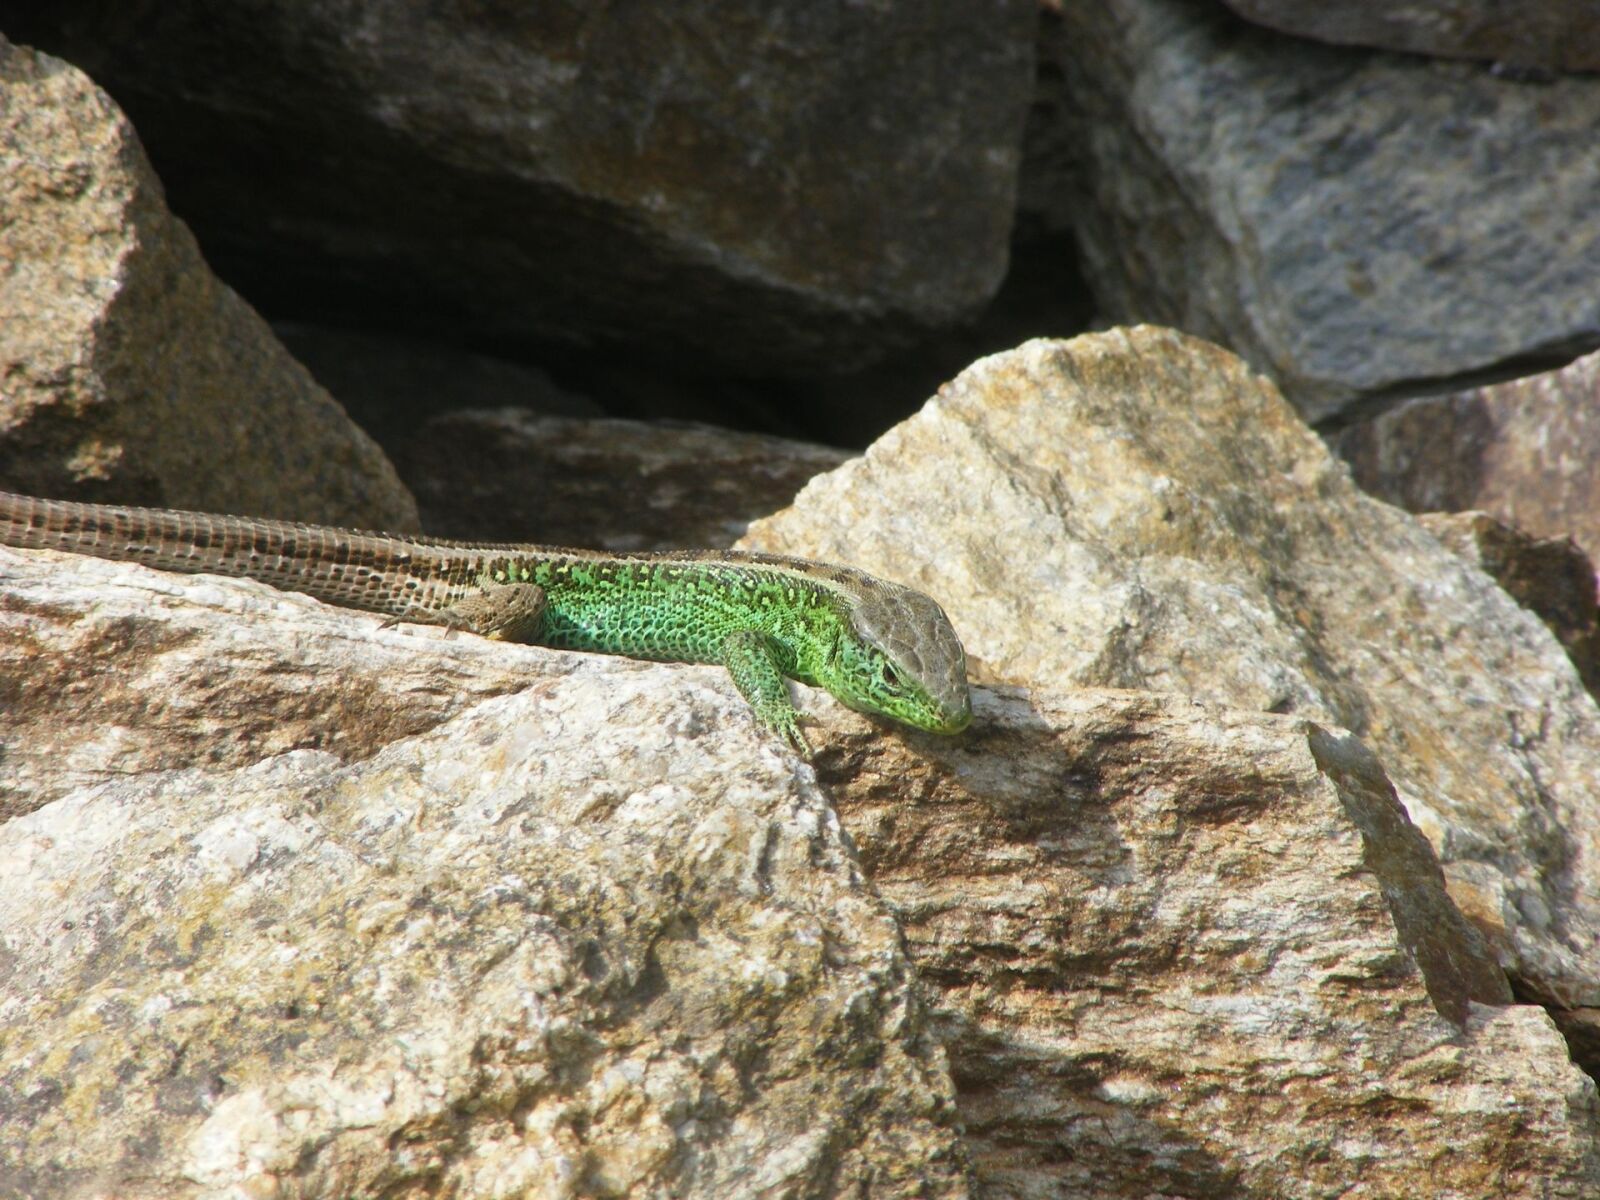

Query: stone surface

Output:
[7, 3, 1035, 377]
[399, 410, 849, 551]
[0, 37, 418, 529]
[1419, 511, 1600, 697]
[0, 547, 969, 1199]
[742, 327, 1600, 1012]
[818, 688, 1596, 1199]
[3, 546, 1595, 1198]
[1217, 0, 1600, 73]
[1034, 0, 1600, 421]
[1333, 347, 1600, 568]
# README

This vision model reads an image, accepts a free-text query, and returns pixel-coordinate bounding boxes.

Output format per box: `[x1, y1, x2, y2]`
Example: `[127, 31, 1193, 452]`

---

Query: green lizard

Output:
[0, 489, 971, 753]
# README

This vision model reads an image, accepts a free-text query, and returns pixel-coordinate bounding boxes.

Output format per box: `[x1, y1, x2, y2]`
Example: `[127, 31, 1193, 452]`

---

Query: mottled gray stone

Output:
[1033, 0, 1600, 420]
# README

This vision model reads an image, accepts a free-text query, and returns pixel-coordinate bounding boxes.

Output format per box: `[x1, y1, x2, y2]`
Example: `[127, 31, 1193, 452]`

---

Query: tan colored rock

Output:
[1333, 347, 1600, 569]
[3, 546, 1594, 1197]
[820, 688, 1596, 1199]
[400, 410, 850, 551]
[743, 327, 1600, 1010]
[7, 4, 1035, 376]
[1218, 0, 1600, 73]
[0, 547, 968, 1199]
[0, 37, 418, 529]
[1031, 0, 1600, 420]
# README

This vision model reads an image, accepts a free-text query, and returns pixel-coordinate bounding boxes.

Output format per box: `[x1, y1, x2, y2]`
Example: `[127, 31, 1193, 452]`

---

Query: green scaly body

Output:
[0, 490, 972, 752]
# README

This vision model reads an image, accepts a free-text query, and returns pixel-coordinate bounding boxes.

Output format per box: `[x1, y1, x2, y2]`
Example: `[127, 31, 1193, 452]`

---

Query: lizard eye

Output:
[882, 663, 901, 688]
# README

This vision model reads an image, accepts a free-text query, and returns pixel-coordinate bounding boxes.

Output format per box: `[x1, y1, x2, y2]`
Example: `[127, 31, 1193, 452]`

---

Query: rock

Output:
[7, 3, 1035, 377]
[398, 410, 849, 550]
[0, 547, 969, 1199]
[1216, 0, 1600, 73]
[1551, 1007, 1600, 1080]
[742, 327, 1600, 1012]
[0, 37, 418, 530]
[818, 688, 1597, 1199]
[3, 545, 1595, 1197]
[1418, 511, 1600, 698]
[273, 323, 606, 452]
[1032, 0, 1600, 421]
[1333, 347, 1600, 568]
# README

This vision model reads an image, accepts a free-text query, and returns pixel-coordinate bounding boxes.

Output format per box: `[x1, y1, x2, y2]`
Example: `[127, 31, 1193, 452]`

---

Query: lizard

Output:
[0, 489, 971, 754]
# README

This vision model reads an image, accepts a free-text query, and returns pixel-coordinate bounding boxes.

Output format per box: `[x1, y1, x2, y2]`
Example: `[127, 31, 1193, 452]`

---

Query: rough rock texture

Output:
[0, 37, 418, 529]
[0, 553, 554, 824]
[1218, 0, 1600, 73]
[5, 548, 1597, 1197]
[400, 410, 849, 551]
[7, 3, 1035, 376]
[742, 327, 1600, 1013]
[1420, 511, 1600, 698]
[1034, 0, 1600, 421]
[0, 548, 969, 1199]
[818, 688, 1597, 1199]
[1334, 347, 1600, 568]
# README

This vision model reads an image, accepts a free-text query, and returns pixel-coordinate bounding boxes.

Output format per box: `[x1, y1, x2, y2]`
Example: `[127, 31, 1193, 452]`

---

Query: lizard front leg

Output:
[721, 629, 811, 755]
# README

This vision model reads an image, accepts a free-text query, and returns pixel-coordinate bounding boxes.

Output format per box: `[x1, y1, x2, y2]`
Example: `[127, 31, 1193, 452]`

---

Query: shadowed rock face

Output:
[1333, 347, 1600, 576]
[3, 2, 1035, 377]
[1416, 511, 1600, 701]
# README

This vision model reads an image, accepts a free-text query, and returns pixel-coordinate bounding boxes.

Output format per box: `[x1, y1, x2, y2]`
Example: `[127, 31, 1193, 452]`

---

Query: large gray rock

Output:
[7, 3, 1034, 376]
[0, 37, 418, 530]
[1334, 346, 1600, 569]
[1032, 0, 1600, 421]
[1218, 0, 1600, 73]
[743, 327, 1600, 1013]
[0, 547, 969, 1199]
[2, 545, 1594, 1198]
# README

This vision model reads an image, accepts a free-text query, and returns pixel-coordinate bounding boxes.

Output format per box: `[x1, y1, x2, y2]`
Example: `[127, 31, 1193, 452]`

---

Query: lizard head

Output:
[824, 583, 972, 735]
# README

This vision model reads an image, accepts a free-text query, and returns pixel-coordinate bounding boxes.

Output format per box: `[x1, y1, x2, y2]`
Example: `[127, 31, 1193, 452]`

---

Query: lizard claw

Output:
[781, 717, 813, 758]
